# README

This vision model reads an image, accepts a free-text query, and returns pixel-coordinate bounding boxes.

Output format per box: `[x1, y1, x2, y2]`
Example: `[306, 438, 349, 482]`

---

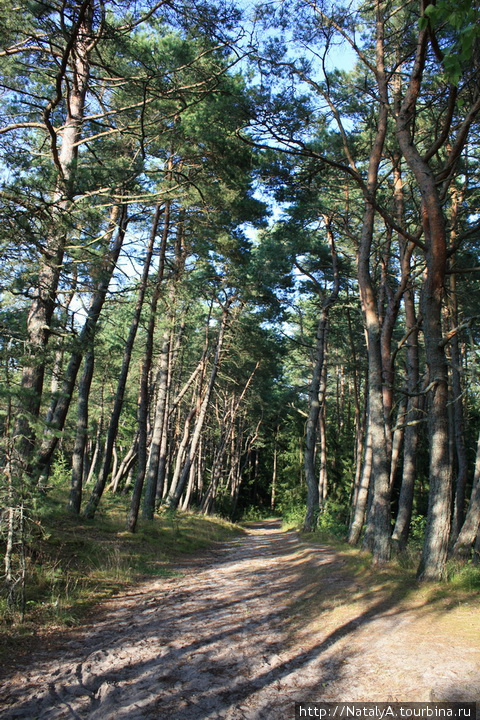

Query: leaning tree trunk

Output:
[380, 240, 412, 480]
[165, 407, 196, 508]
[202, 396, 233, 514]
[109, 438, 138, 493]
[44, 280, 78, 429]
[271, 431, 278, 511]
[318, 374, 328, 508]
[127, 201, 170, 533]
[84, 205, 162, 519]
[165, 301, 231, 511]
[36, 204, 128, 481]
[14, 1, 93, 463]
[201, 363, 258, 514]
[453, 430, 480, 557]
[389, 394, 407, 490]
[229, 423, 247, 520]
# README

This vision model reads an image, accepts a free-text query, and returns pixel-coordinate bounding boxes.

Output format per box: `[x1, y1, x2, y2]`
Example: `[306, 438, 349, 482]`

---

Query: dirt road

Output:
[1, 520, 479, 719]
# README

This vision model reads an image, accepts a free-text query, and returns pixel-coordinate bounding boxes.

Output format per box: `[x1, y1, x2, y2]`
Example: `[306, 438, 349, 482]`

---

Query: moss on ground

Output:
[0, 491, 242, 666]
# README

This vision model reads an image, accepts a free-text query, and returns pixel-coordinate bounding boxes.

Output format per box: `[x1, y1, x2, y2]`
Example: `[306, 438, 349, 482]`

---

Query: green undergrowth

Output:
[282, 503, 480, 596]
[0, 491, 242, 664]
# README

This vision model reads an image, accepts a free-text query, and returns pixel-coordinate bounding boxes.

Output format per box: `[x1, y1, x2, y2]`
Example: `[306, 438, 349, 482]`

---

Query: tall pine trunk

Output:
[14, 1, 93, 463]
[127, 201, 170, 532]
[303, 218, 339, 531]
[142, 333, 170, 520]
[391, 285, 420, 551]
[354, 2, 391, 564]
[83, 205, 162, 519]
[36, 204, 128, 480]
[166, 302, 231, 511]
[448, 201, 468, 540]
[68, 348, 95, 514]
[453, 430, 480, 557]
[396, 24, 451, 580]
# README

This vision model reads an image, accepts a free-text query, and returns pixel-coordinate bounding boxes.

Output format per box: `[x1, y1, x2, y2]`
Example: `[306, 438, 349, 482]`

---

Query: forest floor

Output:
[0, 519, 479, 719]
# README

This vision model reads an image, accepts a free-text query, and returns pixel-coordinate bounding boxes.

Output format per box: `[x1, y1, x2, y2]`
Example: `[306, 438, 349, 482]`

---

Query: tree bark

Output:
[453, 430, 480, 557]
[396, 22, 451, 580]
[142, 333, 170, 520]
[358, 213, 391, 562]
[83, 204, 162, 519]
[68, 348, 95, 514]
[390, 139, 421, 551]
[166, 301, 231, 511]
[109, 439, 138, 493]
[303, 218, 339, 531]
[14, 1, 94, 462]
[391, 310, 420, 551]
[271, 432, 278, 511]
[448, 266, 468, 540]
[346, 305, 365, 528]
[348, 392, 372, 546]
[127, 201, 169, 532]
[318, 398, 328, 508]
[389, 394, 407, 490]
[303, 308, 328, 531]
[354, 1, 392, 564]
[36, 204, 128, 478]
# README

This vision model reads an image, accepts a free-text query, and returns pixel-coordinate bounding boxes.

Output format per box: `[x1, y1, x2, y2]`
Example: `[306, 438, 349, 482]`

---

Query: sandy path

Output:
[1, 520, 479, 719]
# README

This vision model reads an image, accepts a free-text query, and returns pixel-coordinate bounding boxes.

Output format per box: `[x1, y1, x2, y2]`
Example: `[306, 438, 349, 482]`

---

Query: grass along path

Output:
[0, 502, 241, 669]
[0, 519, 479, 719]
